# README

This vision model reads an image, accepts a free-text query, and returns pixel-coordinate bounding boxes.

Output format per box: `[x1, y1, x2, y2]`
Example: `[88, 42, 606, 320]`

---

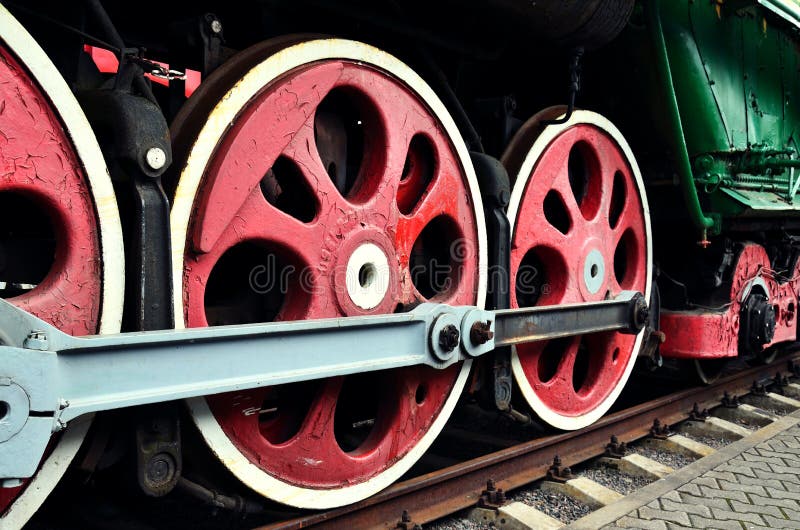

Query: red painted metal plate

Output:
[661, 243, 800, 359]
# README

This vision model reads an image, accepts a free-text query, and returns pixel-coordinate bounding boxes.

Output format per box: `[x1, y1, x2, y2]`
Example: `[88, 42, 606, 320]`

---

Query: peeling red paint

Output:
[661, 243, 799, 359]
[184, 60, 479, 488]
[0, 42, 103, 514]
[510, 124, 648, 418]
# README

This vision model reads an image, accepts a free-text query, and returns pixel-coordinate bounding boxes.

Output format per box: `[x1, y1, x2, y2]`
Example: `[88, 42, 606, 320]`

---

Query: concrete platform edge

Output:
[563, 409, 800, 530]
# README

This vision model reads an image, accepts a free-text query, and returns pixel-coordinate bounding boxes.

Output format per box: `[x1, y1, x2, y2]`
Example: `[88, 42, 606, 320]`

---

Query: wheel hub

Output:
[582, 247, 605, 295]
[333, 230, 397, 314]
[345, 243, 391, 311]
[740, 291, 777, 355]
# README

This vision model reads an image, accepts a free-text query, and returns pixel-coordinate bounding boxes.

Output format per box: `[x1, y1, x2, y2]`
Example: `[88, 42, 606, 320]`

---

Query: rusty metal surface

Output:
[255, 352, 800, 529]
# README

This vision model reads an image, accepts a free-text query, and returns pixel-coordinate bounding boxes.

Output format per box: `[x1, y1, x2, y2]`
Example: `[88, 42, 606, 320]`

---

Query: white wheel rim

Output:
[506, 110, 652, 431]
[171, 38, 486, 508]
[0, 5, 124, 528]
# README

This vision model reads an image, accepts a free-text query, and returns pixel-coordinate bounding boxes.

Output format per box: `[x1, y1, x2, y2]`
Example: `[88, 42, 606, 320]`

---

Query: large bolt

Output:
[774, 372, 789, 392]
[789, 360, 800, 377]
[689, 402, 708, 421]
[23, 330, 48, 351]
[470, 320, 494, 345]
[632, 296, 649, 331]
[145, 146, 167, 171]
[438, 325, 460, 353]
[650, 418, 671, 439]
[722, 391, 740, 408]
[605, 435, 627, 458]
[146, 452, 176, 486]
[396, 509, 422, 530]
[751, 380, 767, 396]
[206, 14, 223, 34]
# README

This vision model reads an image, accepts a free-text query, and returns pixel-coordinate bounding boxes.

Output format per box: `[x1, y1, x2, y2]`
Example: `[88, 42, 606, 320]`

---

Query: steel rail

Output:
[256, 352, 800, 529]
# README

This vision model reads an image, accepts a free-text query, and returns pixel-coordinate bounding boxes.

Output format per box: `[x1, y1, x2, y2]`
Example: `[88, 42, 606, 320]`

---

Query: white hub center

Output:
[346, 243, 391, 310]
[583, 249, 605, 294]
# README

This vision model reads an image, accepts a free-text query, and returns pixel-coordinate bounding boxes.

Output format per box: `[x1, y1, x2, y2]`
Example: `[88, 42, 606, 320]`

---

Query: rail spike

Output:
[650, 419, 673, 440]
[546, 455, 575, 483]
[751, 380, 768, 397]
[689, 403, 709, 421]
[773, 372, 789, 393]
[789, 360, 800, 378]
[396, 510, 422, 530]
[722, 391, 741, 408]
[476, 479, 507, 510]
[605, 435, 628, 458]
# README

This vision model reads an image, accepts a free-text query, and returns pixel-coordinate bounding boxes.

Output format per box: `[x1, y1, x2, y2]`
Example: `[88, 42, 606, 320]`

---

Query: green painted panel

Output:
[661, 0, 729, 154]
[687, 1, 746, 150]
[742, 9, 783, 148]
[781, 31, 800, 153]
[655, 0, 800, 216]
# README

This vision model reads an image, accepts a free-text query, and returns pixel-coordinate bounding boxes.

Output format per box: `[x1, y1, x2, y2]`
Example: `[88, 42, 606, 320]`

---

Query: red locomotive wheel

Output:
[502, 109, 652, 430]
[0, 6, 124, 528]
[170, 39, 486, 507]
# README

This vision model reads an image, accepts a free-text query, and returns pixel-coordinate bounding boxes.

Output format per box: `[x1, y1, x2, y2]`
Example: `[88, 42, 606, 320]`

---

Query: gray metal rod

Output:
[55, 313, 435, 422]
[493, 292, 644, 347]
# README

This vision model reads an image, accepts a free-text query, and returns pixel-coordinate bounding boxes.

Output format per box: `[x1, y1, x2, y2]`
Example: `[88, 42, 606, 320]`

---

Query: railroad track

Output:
[258, 352, 800, 529]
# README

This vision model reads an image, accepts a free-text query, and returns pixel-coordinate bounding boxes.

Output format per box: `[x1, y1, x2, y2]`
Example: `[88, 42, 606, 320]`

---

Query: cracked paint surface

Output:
[509, 124, 648, 418]
[0, 44, 103, 513]
[180, 59, 479, 488]
[661, 243, 800, 359]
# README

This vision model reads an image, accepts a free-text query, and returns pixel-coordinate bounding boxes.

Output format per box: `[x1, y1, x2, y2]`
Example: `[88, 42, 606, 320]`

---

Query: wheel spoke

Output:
[517, 210, 573, 250]
[549, 163, 584, 224]
[396, 167, 462, 255]
[208, 185, 323, 266]
[396, 163, 479, 304]
[611, 199, 636, 235]
[284, 123, 349, 208]
[594, 138, 630, 221]
[193, 62, 344, 253]
[342, 72, 448, 219]
[512, 154, 584, 252]
[543, 337, 580, 390]
[12, 280, 98, 337]
[391, 366, 459, 435]
[584, 333, 631, 395]
[287, 377, 344, 449]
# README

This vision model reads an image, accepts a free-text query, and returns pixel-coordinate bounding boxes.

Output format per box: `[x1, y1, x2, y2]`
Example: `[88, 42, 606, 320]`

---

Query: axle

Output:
[0, 292, 646, 482]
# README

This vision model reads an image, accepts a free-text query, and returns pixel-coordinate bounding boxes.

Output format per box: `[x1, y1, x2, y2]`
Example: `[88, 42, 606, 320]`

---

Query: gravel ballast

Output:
[508, 487, 592, 523]
[425, 511, 491, 530]
[634, 446, 696, 469]
[679, 429, 730, 449]
[578, 465, 653, 495]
